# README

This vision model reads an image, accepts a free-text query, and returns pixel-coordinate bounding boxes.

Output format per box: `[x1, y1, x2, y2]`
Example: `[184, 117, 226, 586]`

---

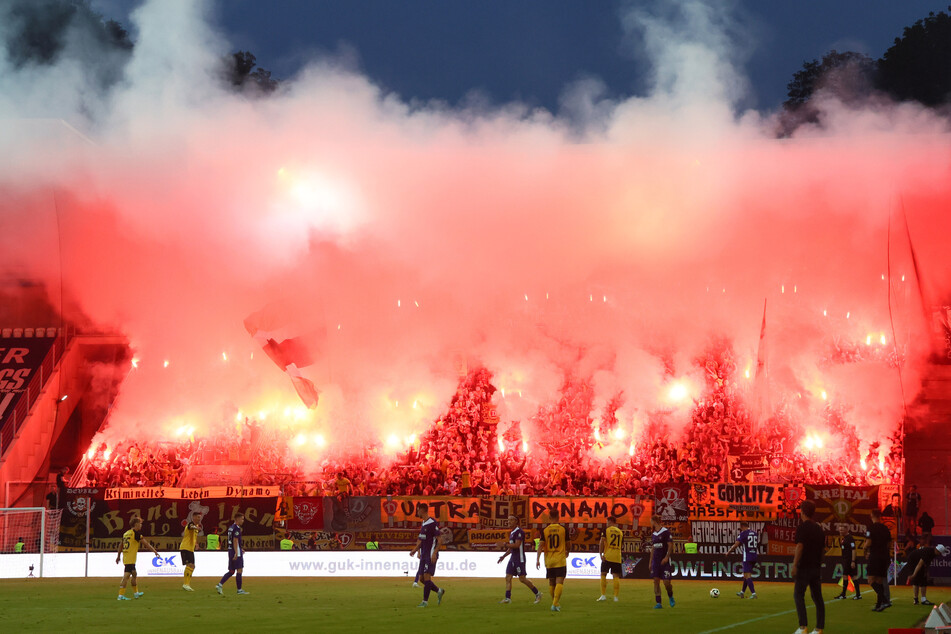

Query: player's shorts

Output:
[867, 556, 889, 577]
[124, 563, 136, 573]
[651, 559, 671, 579]
[601, 560, 622, 576]
[180, 550, 195, 566]
[506, 558, 527, 577]
[228, 554, 245, 571]
[546, 566, 567, 580]
[419, 558, 434, 575]
[839, 558, 854, 575]
[742, 559, 757, 574]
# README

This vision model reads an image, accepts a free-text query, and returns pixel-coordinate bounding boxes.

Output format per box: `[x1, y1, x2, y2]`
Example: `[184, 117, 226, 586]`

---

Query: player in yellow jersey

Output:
[536, 508, 567, 613]
[598, 515, 624, 602]
[180, 511, 202, 591]
[115, 516, 158, 601]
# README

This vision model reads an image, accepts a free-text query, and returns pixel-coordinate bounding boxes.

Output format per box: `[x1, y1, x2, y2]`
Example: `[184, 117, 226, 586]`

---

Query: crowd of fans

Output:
[78, 340, 904, 494]
[83, 440, 188, 488]
[80, 417, 305, 488]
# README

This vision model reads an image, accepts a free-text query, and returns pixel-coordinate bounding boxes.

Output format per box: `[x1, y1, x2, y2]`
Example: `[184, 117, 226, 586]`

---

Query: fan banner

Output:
[0, 336, 55, 431]
[529, 497, 653, 526]
[381, 497, 481, 524]
[690, 482, 783, 520]
[806, 485, 879, 530]
[103, 485, 281, 500]
[654, 483, 691, 522]
[286, 497, 325, 531]
[59, 495, 277, 550]
[324, 496, 382, 532]
[477, 496, 529, 528]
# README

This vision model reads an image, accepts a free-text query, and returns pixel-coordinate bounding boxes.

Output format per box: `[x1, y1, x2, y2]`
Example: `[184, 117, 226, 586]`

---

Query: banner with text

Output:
[690, 482, 783, 521]
[103, 486, 281, 500]
[59, 494, 277, 550]
[468, 528, 511, 550]
[382, 497, 481, 524]
[0, 336, 54, 431]
[806, 485, 879, 532]
[691, 520, 769, 554]
[529, 497, 652, 526]
[478, 496, 529, 528]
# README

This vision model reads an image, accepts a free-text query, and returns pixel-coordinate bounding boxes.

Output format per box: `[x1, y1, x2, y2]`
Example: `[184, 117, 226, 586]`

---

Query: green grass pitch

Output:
[0, 576, 937, 633]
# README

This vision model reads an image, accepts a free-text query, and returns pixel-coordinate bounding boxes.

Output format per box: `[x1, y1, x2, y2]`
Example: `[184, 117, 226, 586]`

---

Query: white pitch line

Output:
[697, 598, 839, 634]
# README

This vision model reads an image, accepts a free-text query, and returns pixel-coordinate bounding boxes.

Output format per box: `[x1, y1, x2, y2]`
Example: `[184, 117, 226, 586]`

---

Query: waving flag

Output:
[244, 304, 320, 409]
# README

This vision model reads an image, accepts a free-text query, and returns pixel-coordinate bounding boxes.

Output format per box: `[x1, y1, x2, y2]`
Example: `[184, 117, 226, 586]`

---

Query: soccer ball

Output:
[710, 588, 720, 598]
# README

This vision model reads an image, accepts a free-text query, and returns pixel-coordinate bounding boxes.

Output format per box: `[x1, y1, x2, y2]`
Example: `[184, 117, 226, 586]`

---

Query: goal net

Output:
[0, 507, 62, 577]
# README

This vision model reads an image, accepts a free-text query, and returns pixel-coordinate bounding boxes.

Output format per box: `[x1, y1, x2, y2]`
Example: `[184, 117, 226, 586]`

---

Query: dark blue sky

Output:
[98, 0, 951, 111]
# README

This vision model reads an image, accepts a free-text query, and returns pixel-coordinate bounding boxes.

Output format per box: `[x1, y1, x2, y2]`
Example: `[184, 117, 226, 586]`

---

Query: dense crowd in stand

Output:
[83, 440, 188, 488]
[79, 342, 904, 494]
[80, 417, 305, 488]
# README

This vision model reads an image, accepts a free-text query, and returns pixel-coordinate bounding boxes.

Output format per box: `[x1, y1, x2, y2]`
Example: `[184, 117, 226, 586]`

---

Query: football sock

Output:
[131, 583, 137, 594]
[118, 587, 125, 596]
[741, 579, 748, 593]
[666, 587, 674, 598]
[219, 571, 234, 585]
[553, 583, 563, 606]
[747, 580, 755, 594]
[505, 590, 511, 599]
[600, 575, 607, 595]
[184, 567, 193, 584]
[613, 578, 620, 597]
[871, 581, 884, 605]
[423, 584, 432, 601]
[236, 572, 242, 590]
[655, 594, 661, 604]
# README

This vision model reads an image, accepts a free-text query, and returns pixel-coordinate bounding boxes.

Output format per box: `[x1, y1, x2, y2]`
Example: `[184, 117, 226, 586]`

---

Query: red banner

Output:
[654, 483, 691, 522]
[286, 497, 325, 531]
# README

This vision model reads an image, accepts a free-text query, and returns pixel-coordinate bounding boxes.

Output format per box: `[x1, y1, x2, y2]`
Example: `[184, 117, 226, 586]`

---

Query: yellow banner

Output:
[528, 497, 652, 526]
[381, 497, 481, 524]
[103, 485, 281, 500]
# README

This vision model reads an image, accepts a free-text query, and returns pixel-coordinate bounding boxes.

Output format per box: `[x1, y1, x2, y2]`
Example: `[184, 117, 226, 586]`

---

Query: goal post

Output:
[0, 507, 62, 578]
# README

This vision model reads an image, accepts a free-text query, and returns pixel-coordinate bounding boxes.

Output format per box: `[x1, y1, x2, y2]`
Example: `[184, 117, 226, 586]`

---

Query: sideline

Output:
[697, 598, 839, 633]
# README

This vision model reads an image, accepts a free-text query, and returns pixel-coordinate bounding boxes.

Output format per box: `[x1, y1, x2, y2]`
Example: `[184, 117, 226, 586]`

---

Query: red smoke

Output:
[0, 1, 949, 471]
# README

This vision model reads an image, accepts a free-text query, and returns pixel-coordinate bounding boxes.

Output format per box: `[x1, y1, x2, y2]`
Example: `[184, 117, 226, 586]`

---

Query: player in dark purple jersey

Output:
[650, 514, 674, 609]
[497, 515, 542, 604]
[409, 503, 445, 607]
[725, 521, 759, 599]
[216, 513, 249, 595]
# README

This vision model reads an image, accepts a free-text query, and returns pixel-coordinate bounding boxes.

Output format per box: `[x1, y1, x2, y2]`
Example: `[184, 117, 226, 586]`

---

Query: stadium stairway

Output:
[903, 363, 951, 535]
[0, 332, 129, 507]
